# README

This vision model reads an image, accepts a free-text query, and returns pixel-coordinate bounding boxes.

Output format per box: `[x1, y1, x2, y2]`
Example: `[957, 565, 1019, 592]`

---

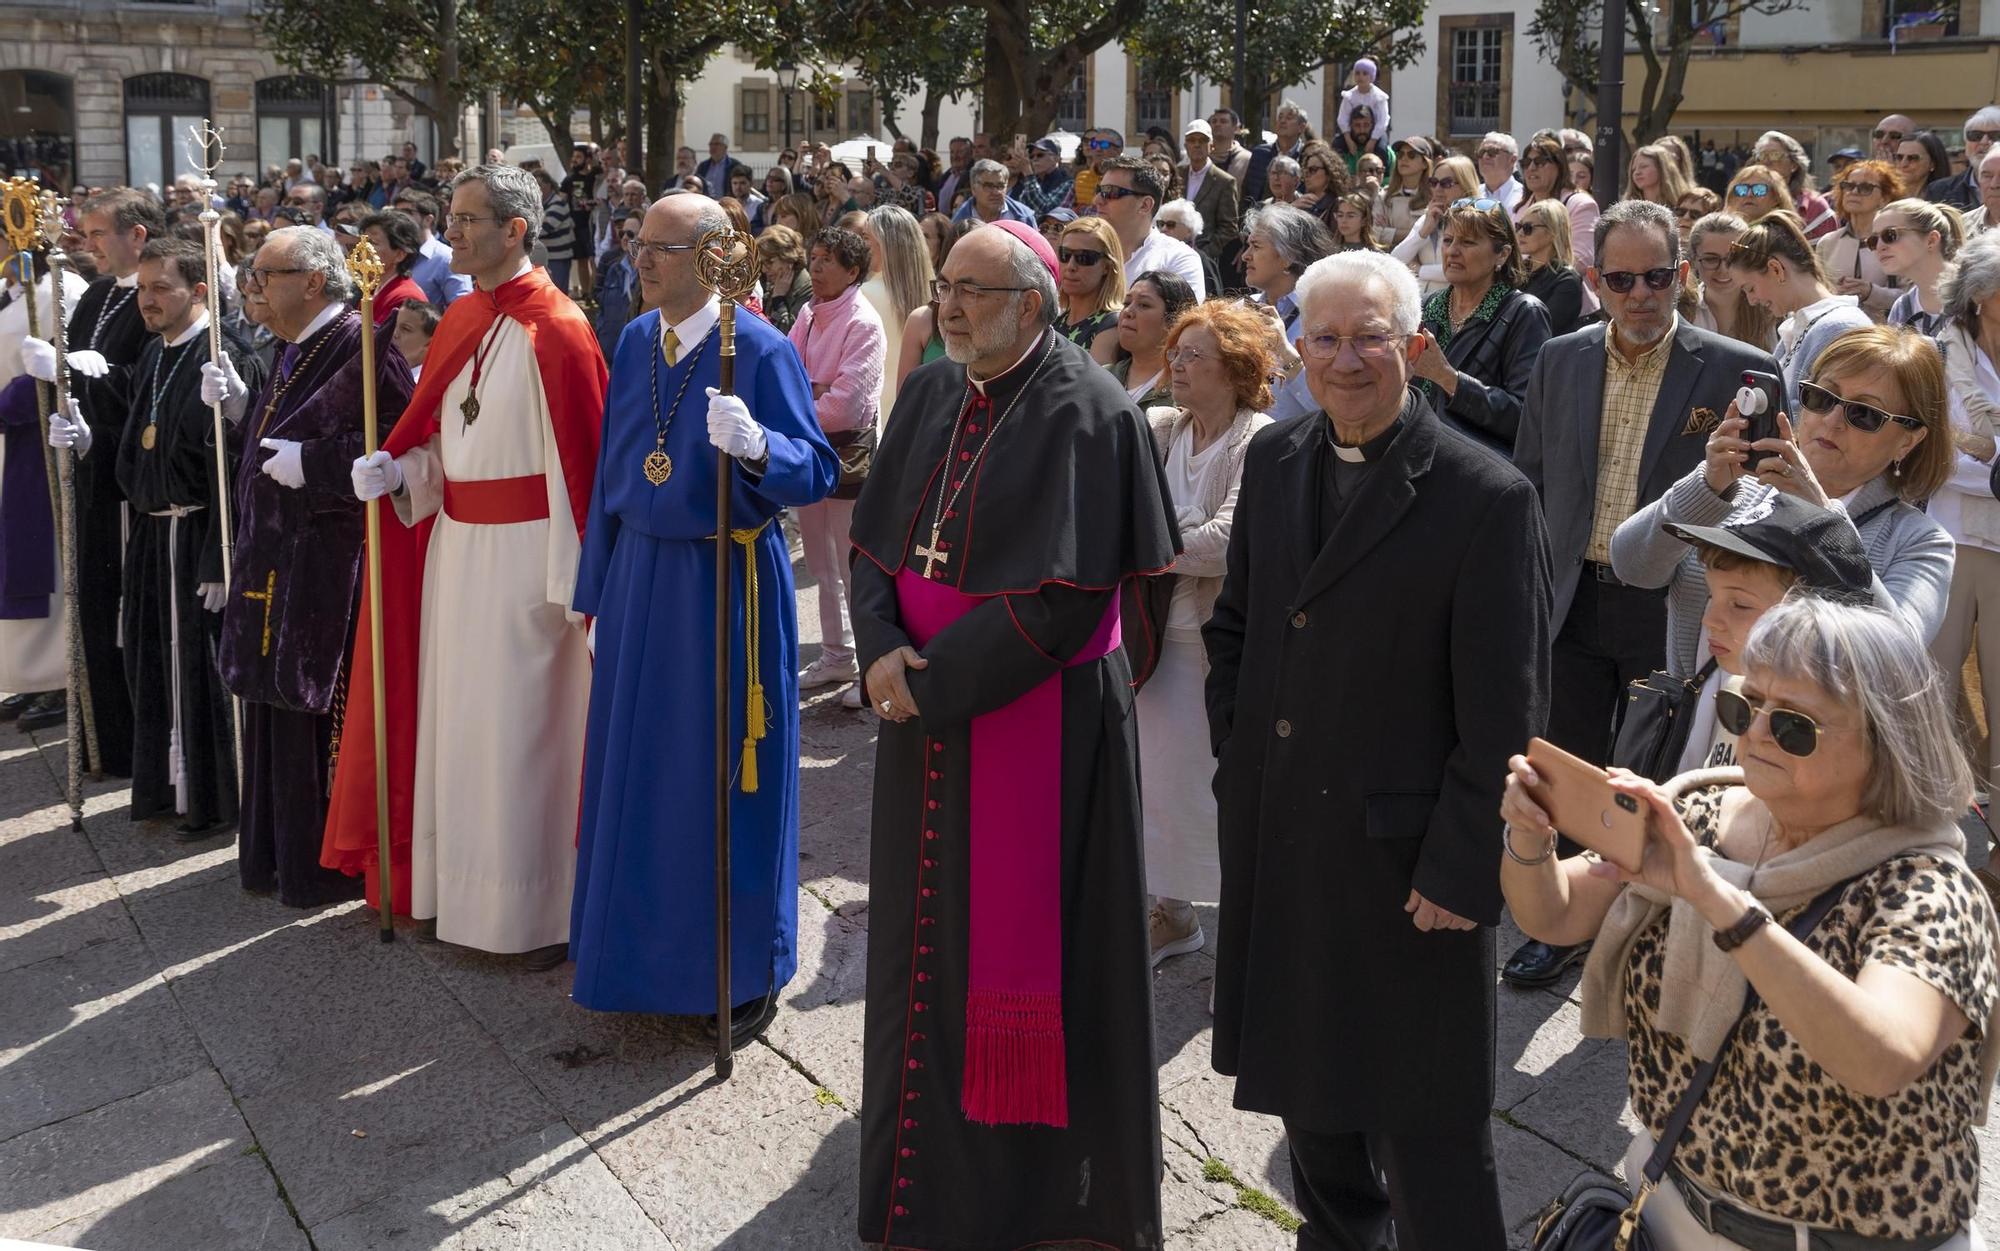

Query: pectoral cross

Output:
[241, 569, 276, 656]
[915, 525, 949, 579]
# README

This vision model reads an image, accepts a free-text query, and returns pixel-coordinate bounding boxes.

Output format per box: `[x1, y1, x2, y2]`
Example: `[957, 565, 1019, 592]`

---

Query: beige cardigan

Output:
[1146, 405, 1272, 631]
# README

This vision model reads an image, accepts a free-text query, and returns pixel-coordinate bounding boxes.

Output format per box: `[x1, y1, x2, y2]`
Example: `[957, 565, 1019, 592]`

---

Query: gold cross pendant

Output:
[915, 525, 949, 579]
[240, 569, 276, 656]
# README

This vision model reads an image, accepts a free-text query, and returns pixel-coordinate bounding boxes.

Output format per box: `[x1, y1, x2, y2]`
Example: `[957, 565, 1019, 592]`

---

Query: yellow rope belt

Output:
[714, 519, 771, 794]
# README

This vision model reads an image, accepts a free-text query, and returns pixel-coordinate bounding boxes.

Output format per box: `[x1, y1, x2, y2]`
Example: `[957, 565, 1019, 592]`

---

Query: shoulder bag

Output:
[1609, 659, 1717, 783]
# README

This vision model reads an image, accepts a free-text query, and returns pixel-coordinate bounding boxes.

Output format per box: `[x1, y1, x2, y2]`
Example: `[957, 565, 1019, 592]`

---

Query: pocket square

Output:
[1683, 406, 1719, 436]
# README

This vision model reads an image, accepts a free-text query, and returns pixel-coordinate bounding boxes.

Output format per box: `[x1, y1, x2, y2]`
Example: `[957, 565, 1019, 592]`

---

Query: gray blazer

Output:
[1609, 467, 1954, 678]
[1514, 319, 1782, 626]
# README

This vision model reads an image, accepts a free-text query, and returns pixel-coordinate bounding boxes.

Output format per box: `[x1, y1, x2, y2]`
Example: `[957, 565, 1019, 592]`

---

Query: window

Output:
[740, 84, 770, 137]
[256, 75, 334, 171]
[846, 87, 874, 134]
[1444, 23, 1506, 137]
[1881, 0, 1959, 38]
[123, 73, 209, 189]
[1054, 64, 1088, 134]
[0, 71, 75, 190]
[812, 94, 839, 136]
[1134, 61, 1175, 141]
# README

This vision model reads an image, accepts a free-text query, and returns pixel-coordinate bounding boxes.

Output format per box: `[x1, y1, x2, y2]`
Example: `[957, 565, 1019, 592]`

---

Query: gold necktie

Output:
[662, 326, 679, 367]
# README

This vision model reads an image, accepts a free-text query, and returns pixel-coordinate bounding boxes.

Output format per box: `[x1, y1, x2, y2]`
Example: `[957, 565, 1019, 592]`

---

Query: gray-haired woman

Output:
[1502, 595, 1999, 1249]
[1240, 203, 1334, 421]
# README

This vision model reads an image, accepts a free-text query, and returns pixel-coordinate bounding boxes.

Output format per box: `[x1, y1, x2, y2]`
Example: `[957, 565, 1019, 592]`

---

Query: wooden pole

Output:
[345, 239, 395, 944]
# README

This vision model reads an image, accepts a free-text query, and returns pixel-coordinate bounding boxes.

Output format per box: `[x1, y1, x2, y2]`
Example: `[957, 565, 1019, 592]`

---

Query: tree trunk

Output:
[1632, 0, 1694, 144]
[435, 0, 462, 157]
[538, 107, 574, 155]
[646, 66, 679, 191]
[920, 86, 943, 152]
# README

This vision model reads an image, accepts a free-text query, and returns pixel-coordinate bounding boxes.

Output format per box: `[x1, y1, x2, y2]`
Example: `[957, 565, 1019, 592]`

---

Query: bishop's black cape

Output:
[65, 277, 144, 776]
[848, 328, 1179, 1251]
[114, 322, 265, 832]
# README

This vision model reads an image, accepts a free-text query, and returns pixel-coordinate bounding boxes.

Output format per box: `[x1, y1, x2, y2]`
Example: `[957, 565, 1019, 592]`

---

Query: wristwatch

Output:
[1712, 901, 1772, 952]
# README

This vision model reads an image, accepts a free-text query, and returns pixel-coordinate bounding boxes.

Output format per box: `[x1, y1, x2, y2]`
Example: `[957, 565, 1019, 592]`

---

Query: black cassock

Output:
[848, 329, 1178, 1251]
[114, 322, 264, 832]
[66, 277, 144, 776]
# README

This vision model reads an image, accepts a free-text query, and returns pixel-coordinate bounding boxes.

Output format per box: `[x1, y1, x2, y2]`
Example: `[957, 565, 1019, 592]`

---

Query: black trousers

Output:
[1548, 573, 1666, 855]
[1283, 1118, 1506, 1251]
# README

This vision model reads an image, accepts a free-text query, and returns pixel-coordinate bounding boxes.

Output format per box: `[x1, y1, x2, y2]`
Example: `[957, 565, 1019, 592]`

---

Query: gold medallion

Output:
[141, 425, 157, 450]
[461, 394, 481, 425]
[642, 448, 673, 486]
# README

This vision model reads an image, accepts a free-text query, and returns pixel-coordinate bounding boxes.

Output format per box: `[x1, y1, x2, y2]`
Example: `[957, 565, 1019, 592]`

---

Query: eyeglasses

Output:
[1057, 246, 1105, 266]
[1450, 197, 1503, 211]
[1674, 206, 1705, 220]
[1797, 379, 1924, 433]
[1426, 176, 1460, 189]
[1730, 182, 1772, 198]
[1838, 180, 1884, 196]
[240, 265, 307, 289]
[1166, 345, 1208, 366]
[1969, 129, 2000, 144]
[630, 238, 700, 261]
[1695, 252, 1730, 272]
[932, 278, 1033, 303]
[1094, 184, 1143, 201]
[1597, 267, 1677, 293]
[1862, 226, 1914, 249]
[445, 213, 504, 231]
[1893, 152, 1927, 164]
[1298, 330, 1409, 359]
[1714, 687, 1827, 757]
[1872, 128, 1907, 142]
[1303, 163, 1329, 174]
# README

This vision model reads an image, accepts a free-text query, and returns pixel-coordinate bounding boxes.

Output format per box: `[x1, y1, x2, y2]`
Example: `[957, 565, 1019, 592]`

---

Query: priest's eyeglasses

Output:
[1298, 330, 1409, 360]
[933, 278, 1032, 303]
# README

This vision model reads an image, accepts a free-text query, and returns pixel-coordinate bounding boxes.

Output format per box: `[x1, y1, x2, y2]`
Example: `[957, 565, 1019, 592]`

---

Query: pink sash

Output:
[895, 568, 1122, 1128]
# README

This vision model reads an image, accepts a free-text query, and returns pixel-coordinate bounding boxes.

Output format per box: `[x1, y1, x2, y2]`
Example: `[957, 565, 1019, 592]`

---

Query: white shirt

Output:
[1123, 229, 1207, 300]
[1184, 161, 1208, 203]
[165, 311, 210, 348]
[1484, 176, 1525, 213]
[290, 300, 346, 347]
[659, 296, 720, 362]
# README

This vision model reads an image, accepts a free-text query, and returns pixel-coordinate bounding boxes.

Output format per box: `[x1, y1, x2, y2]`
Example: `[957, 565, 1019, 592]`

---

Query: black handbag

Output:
[1609, 659, 1717, 783]
[1531, 877, 1857, 1251]
[826, 426, 875, 501]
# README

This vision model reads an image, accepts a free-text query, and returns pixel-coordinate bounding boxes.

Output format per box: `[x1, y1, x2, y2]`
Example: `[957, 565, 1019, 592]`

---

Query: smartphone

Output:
[1014, 132, 1027, 156]
[1522, 737, 1649, 873]
[1738, 369, 1784, 470]
[868, 144, 879, 164]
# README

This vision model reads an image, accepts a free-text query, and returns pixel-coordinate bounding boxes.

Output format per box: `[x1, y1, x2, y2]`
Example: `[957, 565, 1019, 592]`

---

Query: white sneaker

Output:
[839, 684, 864, 710]
[800, 656, 859, 689]
[1148, 901, 1205, 968]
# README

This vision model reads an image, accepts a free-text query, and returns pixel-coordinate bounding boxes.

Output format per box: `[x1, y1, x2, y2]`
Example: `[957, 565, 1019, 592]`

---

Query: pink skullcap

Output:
[987, 219, 1058, 279]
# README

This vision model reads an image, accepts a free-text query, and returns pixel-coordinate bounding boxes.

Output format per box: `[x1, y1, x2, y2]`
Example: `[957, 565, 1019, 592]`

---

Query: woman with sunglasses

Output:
[1728, 211, 1874, 414]
[1672, 188, 1719, 246]
[1054, 216, 1126, 364]
[1874, 198, 1963, 336]
[1391, 154, 1478, 297]
[1410, 199, 1551, 453]
[1513, 198, 1589, 336]
[1500, 592, 1994, 1251]
[1292, 140, 1347, 230]
[1816, 162, 1906, 321]
[1723, 163, 1797, 226]
[1519, 133, 1600, 269]
[1895, 131, 1954, 205]
[1375, 136, 1438, 247]
[1687, 212, 1777, 351]
[1752, 130, 1838, 238]
[1135, 300, 1275, 975]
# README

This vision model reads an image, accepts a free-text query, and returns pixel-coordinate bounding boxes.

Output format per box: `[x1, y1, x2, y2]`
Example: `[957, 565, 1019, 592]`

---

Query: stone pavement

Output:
[4, 584, 2000, 1249]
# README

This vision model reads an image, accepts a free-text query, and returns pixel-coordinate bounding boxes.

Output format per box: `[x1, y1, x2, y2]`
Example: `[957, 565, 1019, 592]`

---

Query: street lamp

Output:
[777, 60, 798, 159]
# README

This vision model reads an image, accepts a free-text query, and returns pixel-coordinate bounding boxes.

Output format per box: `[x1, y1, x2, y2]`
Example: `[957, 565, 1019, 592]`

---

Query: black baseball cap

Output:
[1663, 493, 1873, 601]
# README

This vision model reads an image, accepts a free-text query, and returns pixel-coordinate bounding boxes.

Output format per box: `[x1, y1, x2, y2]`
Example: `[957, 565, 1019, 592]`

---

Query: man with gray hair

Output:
[1242, 97, 1312, 205]
[948, 157, 1036, 226]
[1476, 130, 1523, 211]
[340, 163, 606, 967]
[1929, 105, 2000, 210]
[847, 222, 1177, 1249]
[1205, 248, 1550, 1251]
[195, 224, 416, 906]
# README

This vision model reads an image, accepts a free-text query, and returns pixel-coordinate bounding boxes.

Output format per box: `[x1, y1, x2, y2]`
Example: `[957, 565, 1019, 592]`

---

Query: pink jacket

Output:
[787, 280, 884, 435]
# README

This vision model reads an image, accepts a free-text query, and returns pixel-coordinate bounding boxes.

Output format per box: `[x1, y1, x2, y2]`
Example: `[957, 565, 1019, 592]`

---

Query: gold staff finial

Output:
[347, 237, 384, 302]
[692, 226, 759, 302]
[1, 178, 42, 254]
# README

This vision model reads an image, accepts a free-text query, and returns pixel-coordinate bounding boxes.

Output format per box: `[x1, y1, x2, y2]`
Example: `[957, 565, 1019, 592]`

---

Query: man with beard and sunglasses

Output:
[1504, 198, 1780, 989]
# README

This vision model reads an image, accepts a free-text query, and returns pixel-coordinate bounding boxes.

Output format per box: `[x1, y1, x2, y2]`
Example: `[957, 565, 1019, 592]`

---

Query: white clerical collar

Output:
[967, 329, 1047, 397]
[1332, 442, 1367, 463]
[292, 301, 346, 345]
[662, 296, 720, 355]
[165, 311, 209, 348]
[116, 271, 139, 289]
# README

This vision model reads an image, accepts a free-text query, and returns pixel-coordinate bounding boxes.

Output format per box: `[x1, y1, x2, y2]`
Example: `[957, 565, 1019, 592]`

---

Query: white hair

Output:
[1970, 106, 2000, 131]
[969, 159, 1009, 184]
[1295, 250, 1421, 335]
[1269, 155, 1302, 181]
[1481, 132, 1519, 160]
[1277, 98, 1311, 125]
[268, 225, 356, 303]
[1156, 198, 1204, 237]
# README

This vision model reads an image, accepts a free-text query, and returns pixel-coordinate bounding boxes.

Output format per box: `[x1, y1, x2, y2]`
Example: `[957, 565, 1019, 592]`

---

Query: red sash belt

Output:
[895, 567, 1122, 1128]
[442, 474, 550, 525]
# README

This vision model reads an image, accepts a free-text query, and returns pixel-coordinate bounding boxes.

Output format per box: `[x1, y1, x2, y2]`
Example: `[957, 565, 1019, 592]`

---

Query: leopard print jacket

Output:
[1623, 784, 1999, 1237]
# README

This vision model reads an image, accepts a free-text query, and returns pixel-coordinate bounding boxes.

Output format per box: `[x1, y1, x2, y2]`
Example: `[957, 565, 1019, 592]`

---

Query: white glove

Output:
[201, 355, 250, 422]
[47, 399, 91, 456]
[259, 438, 305, 490]
[199, 582, 227, 613]
[18, 337, 54, 382]
[705, 387, 768, 461]
[1174, 504, 1206, 531]
[66, 349, 109, 380]
[351, 449, 403, 501]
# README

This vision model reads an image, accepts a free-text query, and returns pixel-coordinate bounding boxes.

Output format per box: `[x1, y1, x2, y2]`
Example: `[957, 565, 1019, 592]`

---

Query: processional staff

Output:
[345, 238, 396, 945]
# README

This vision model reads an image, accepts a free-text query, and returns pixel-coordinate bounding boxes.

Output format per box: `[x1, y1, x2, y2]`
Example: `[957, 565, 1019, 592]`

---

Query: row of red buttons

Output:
[889, 735, 950, 1224]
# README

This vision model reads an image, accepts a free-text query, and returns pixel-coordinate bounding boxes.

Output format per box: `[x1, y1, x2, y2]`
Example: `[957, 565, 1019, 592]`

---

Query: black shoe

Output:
[520, 942, 569, 972]
[1502, 939, 1592, 988]
[173, 819, 228, 843]
[0, 691, 42, 722]
[707, 992, 779, 1048]
[17, 692, 67, 732]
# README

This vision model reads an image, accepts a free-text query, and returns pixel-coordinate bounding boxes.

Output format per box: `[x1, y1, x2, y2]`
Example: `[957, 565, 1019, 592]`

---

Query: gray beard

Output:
[943, 299, 1024, 365]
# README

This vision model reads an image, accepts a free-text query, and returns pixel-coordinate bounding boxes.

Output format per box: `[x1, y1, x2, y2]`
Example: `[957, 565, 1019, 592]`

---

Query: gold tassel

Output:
[741, 737, 759, 793]
[723, 520, 772, 796]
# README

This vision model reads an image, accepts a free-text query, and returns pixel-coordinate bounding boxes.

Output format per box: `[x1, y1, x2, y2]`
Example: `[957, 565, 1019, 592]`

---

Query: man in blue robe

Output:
[569, 193, 837, 1041]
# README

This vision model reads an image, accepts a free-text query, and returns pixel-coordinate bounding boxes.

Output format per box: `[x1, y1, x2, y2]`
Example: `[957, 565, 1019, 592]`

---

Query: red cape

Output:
[320, 265, 607, 912]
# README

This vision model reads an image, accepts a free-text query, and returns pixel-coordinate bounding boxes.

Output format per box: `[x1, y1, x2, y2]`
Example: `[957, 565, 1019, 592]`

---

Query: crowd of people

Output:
[6, 74, 2000, 1251]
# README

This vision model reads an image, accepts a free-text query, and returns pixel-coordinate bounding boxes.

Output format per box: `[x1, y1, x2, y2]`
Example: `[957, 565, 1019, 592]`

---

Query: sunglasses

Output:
[1523, 155, 1559, 168]
[1514, 221, 1541, 235]
[1797, 379, 1924, 433]
[1476, 148, 1510, 160]
[1969, 129, 2000, 144]
[1094, 184, 1143, 200]
[1674, 206, 1705, 220]
[1426, 176, 1461, 189]
[1838, 180, 1883, 196]
[1086, 138, 1120, 151]
[1894, 152, 1927, 164]
[1873, 128, 1906, 142]
[1862, 226, 1915, 249]
[1714, 687, 1825, 757]
[1057, 245, 1105, 265]
[1731, 182, 1772, 198]
[1598, 267, 1677, 293]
